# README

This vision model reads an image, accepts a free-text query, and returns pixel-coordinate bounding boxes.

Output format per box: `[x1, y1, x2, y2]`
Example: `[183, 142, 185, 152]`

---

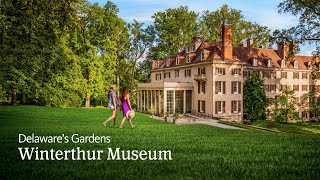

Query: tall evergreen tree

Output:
[243, 72, 268, 121]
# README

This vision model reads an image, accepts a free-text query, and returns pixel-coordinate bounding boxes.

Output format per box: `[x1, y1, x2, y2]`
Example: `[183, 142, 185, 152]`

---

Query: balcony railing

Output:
[194, 74, 207, 81]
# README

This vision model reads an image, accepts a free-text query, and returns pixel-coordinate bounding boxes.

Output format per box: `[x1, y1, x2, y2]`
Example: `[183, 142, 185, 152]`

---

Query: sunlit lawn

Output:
[1, 106, 320, 179]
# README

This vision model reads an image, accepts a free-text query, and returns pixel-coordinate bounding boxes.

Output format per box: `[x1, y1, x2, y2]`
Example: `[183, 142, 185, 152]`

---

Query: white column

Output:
[137, 90, 139, 111]
[158, 90, 161, 115]
[146, 90, 149, 111]
[173, 89, 176, 114]
[151, 90, 153, 108]
[143, 90, 146, 112]
[163, 89, 167, 113]
[183, 90, 186, 113]
[155, 90, 157, 114]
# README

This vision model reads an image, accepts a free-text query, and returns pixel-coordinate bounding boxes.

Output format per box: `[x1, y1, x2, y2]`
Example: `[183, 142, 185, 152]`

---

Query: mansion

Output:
[137, 24, 320, 122]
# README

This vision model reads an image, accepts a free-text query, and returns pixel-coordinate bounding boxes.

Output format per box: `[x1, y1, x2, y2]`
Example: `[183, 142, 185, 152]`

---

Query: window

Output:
[216, 101, 225, 114]
[294, 61, 298, 68]
[281, 60, 286, 68]
[253, 59, 257, 66]
[302, 85, 308, 91]
[186, 54, 191, 63]
[267, 59, 272, 67]
[201, 82, 205, 94]
[265, 85, 276, 92]
[281, 72, 287, 79]
[155, 73, 161, 80]
[293, 85, 299, 91]
[302, 72, 308, 79]
[164, 72, 171, 79]
[198, 67, 206, 75]
[201, 50, 205, 61]
[217, 68, 225, 75]
[216, 81, 225, 94]
[232, 82, 240, 94]
[175, 56, 179, 65]
[166, 60, 170, 67]
[244, 71, 249, 77]
[293, 72, 299, 79]
[175, 70, 179, 78]
[233, 68, 240, 76]
[263, 71, 272, 79]
[185, 69, 191, 77]
[166, 90, 173, 113]
[156, 61, 159, 68]
[187, 45, 195, 53]
[231, 101, 241, 113]
[198, 100, 205, 113]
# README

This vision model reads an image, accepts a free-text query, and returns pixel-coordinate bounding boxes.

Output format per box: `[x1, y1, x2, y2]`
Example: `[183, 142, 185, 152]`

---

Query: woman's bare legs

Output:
[102, 109, 116, 127]
[119, 116, 126, 128]
[128, 118, 135, 128]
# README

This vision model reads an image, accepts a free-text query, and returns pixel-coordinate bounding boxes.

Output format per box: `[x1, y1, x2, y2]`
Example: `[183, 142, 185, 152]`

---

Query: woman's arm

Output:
[112, 95, 117, 109]
[127, 94, 132, 110]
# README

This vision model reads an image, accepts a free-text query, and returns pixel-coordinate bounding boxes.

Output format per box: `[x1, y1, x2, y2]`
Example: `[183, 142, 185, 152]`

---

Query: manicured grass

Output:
[1, 106, 320, 179]
[251, 120, 320, 135]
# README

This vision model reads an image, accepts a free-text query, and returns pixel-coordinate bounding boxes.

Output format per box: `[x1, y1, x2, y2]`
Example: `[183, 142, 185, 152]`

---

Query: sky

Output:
[89, 0, 316, 56]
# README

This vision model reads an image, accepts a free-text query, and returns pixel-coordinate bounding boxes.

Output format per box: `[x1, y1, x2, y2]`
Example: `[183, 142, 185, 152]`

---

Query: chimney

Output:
[222, 23, 233, 60]
[289, 41, 297, 55]
[277, 41, 289, 60]
[247, 39, 253, 53]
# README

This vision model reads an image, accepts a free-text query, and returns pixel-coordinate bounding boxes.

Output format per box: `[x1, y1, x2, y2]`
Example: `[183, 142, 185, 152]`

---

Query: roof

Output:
[152, 40, 319, 70]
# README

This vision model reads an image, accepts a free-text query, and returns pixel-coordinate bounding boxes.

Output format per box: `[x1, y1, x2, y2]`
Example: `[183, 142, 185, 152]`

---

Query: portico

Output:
[137, 82, 193, 115]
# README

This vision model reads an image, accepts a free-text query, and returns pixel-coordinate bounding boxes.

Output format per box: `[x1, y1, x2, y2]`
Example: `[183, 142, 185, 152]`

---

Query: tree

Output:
[271, 0, 319, 59]
[0, 0, 80, 105]
[301, 86, 320, 121]
[152, 6, 199, 57]
[243, 72, 268, 121]
[273, 87, 299, 123]
[200, 4, 271, 47]
[127, 20, 155, 92]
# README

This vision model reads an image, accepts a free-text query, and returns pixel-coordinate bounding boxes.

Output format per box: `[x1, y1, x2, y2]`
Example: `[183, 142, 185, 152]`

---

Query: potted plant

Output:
[149, 105, 156, 118]
[173, 113, 182, 124]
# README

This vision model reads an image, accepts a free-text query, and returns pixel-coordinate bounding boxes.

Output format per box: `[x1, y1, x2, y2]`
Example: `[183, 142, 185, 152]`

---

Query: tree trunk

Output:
[21, 92, 26, 104]
[11, 89, 16, 105]
[116, 52, 120, 98]
[85, 97, 90, 107]
[130, 60, 137, 92]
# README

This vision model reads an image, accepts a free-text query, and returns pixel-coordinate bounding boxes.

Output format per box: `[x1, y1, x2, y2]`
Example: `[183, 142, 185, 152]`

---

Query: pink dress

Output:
[121, 97, 130, 118]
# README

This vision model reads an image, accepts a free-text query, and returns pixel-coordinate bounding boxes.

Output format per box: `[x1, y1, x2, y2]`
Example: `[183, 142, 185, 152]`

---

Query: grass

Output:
[251, 120, 320, 135]
[0, 106, 320, 179]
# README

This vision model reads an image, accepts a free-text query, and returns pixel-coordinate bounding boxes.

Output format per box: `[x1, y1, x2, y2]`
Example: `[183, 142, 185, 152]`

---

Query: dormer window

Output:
[155, 61, 159, 68]
[175, 56, 179, 65]
[166, 59, 170, 67]
[281, 60, 286, 68]
[187, 45, 195, 53]
[294, 61, 298, 69]
[267, 59, 272, 67]
[201, 50, 205, 61]
[186, 54, 191, 63]
[253, 59, 257, 66]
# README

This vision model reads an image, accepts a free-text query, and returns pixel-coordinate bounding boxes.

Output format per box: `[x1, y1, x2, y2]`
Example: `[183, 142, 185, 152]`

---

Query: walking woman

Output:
[119, 87, 135, 129]
[102, 85, 118, 127]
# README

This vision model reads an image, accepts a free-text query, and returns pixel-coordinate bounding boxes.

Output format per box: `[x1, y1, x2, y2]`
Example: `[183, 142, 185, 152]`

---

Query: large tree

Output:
[0, 0, 80, 105]
[271, 0, 319, 58]
[243, 72, 268, 122]
[127, 20, 155, 92]
[200, 4, 271, 47]
[273, 87, 299, 123]
[152, 6, 199, 57]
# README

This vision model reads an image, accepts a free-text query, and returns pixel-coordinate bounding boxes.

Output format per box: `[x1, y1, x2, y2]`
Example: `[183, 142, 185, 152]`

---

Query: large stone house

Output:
[137, 24, 320, 122]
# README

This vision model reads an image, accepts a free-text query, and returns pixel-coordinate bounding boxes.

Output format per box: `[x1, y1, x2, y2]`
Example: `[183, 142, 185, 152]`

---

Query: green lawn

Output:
[252, 120, 320, 135]
[1, 106, 320, 179]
